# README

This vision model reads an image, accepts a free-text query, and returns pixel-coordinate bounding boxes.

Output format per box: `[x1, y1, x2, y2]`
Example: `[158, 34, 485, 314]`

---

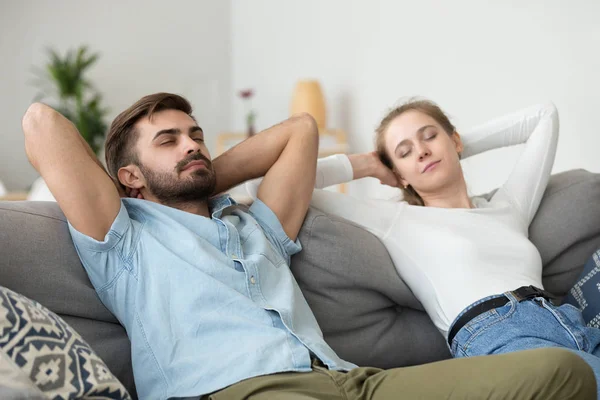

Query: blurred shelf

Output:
[0, 191, 28, 201]
[215, 128, 349, 194]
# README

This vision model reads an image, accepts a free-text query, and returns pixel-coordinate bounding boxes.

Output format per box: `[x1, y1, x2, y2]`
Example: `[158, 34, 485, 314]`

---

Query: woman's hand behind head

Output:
[348, 152, 399, 188]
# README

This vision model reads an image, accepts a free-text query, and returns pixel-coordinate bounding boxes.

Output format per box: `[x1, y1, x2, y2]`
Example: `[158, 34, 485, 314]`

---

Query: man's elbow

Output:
[22, 103, 57, 166]
[22, 103, 57, 139]
[290, 112, 319, 148]
[292, 112, 318, 132]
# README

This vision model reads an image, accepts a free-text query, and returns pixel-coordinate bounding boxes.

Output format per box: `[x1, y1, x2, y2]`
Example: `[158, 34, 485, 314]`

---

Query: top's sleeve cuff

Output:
[248, 198, 302, 257]
[67, 201, 131, 252]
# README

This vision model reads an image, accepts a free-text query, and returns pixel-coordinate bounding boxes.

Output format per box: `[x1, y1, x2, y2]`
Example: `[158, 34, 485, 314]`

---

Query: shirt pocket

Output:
[240, 222, 287, 268]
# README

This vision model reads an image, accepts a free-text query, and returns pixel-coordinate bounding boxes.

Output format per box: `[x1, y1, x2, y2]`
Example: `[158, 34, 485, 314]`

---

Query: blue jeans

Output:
[564, 249, 600, 327]
[449, 291, 600, 399]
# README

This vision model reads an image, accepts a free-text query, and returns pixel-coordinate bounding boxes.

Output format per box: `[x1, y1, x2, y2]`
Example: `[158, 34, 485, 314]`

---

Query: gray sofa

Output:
[1, 169, 600, 399]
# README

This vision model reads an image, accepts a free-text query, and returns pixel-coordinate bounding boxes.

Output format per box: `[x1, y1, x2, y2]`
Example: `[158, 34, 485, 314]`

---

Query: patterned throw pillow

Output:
[564, 249, 600, 328]
[0, 348, 47, 399]
[0, 286, 131, 399]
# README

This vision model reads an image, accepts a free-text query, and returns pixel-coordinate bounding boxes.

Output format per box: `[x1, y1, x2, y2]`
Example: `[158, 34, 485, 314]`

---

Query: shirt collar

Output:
[209, 194, 238, 218]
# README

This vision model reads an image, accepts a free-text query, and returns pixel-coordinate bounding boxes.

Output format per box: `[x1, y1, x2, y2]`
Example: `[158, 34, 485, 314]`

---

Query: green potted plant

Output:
[31, 45, 108, 155]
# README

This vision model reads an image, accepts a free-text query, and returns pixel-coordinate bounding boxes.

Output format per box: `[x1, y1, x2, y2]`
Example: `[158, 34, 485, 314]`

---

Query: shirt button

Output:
[230, 254, 237, 259]
[250, 276, 256, 284]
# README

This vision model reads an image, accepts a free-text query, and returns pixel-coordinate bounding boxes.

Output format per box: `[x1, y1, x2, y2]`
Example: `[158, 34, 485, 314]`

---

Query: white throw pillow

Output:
[27, 177, 56, 202]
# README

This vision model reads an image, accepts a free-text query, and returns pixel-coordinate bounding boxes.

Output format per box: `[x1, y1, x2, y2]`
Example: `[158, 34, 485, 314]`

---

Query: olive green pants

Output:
[204, 348, 595, 400]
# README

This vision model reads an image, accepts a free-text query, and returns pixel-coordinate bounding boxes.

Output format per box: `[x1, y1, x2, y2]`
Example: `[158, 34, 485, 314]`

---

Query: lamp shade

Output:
[290, 80, 326, 130]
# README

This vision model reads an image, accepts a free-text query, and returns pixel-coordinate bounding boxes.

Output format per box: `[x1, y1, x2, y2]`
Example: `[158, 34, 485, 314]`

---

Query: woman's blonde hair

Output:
[375, 98, 456, 206]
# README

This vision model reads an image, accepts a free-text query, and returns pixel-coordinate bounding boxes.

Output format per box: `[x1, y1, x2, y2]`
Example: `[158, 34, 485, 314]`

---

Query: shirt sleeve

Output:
[67, 201, 141, 291]
[461, 102, 559, 226]
[244, 154, 354, 199]
[248, 198, 302, 262]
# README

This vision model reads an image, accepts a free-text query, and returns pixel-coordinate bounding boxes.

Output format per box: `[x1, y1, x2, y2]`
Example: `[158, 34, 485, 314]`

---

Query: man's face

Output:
[130, 109, 216, 205]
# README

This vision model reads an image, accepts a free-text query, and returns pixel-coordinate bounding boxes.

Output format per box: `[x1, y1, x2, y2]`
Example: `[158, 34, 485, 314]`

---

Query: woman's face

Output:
[384, 110, 463, 193]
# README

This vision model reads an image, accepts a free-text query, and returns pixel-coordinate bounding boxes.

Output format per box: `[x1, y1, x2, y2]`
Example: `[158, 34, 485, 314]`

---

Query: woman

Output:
[246, 99, 600, 397]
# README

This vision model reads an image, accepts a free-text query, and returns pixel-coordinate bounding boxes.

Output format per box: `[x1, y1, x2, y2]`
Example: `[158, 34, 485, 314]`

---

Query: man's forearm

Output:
[77, 132, 126, 196]
[79, 134, 106, 173]
[212, 113, 316, 194]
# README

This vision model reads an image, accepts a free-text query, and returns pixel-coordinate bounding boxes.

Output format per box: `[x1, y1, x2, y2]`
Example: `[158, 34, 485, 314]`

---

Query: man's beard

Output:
[138, 153, 217, 206]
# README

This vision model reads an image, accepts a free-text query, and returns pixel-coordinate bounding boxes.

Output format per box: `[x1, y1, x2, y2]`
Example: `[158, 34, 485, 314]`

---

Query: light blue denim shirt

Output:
[68, 196, 356, 399]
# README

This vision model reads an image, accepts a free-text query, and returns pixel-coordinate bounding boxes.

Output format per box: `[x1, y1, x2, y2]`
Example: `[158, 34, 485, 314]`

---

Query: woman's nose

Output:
[417, 145, 431, 160]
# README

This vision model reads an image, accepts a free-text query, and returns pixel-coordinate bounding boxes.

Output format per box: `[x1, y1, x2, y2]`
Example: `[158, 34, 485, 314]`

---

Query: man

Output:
[22, 93, 595, 400]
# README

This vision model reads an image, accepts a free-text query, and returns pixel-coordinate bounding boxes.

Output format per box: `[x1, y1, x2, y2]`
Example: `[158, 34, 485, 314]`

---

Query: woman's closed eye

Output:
[425, 133, 437, 141]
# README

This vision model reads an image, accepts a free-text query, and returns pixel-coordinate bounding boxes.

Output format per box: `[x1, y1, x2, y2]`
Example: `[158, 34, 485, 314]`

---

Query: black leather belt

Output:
[447, 285, 557, 346]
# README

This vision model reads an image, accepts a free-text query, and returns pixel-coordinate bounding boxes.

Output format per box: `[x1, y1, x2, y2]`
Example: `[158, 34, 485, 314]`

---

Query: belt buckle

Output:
[512, 285, 556, 303]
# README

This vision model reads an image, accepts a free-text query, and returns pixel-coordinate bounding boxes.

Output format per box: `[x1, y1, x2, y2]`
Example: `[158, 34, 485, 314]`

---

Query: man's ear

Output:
[452, 131, 464, 155]
[117, 165, 145, 190]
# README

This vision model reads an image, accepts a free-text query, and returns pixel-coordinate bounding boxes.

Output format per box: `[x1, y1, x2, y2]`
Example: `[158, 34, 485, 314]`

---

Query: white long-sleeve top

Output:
[246, 103, 559, 338]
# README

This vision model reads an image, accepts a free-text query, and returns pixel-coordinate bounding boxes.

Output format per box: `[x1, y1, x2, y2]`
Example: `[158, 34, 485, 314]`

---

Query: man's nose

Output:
[183, 136, 201, 154]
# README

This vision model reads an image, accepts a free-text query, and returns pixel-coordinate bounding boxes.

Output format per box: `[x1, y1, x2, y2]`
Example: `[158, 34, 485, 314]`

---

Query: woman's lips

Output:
[422, 160, 440, 173]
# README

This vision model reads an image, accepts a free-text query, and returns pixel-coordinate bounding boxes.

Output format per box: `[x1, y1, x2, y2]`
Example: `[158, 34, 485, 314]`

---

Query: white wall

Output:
[0, 0, 231, 191]
[232, 0, 600, 197]
[2, 1, 599, 196]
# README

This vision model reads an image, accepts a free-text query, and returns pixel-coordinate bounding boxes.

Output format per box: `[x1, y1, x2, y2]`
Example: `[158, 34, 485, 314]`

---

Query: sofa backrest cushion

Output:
[1, 169, 599, 394]
[290, 169, 600, 367]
